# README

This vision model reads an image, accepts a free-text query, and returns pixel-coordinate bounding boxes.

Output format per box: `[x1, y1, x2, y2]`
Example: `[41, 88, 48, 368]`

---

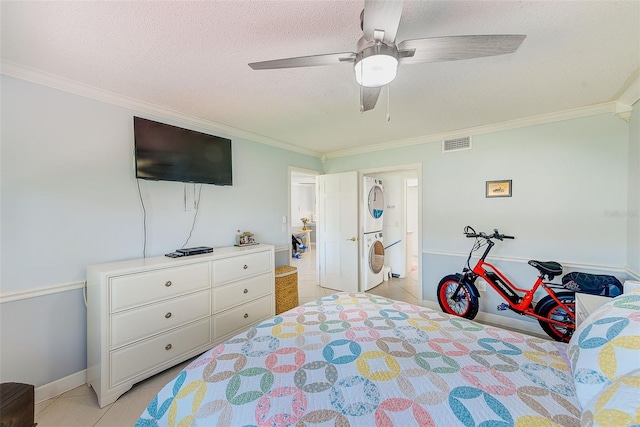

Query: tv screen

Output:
[134, 116, 232, 185]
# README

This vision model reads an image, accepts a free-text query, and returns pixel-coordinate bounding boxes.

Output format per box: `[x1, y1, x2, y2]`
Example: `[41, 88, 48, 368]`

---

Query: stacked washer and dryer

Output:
[363, 177, 385, 291]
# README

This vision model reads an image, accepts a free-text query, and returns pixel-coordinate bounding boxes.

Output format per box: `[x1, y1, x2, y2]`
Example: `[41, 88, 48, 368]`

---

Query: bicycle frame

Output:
[458, 239, 575, 329]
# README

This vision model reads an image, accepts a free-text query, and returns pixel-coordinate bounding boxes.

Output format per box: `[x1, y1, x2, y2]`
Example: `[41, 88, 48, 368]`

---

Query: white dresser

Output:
[86, 244, 274, 408]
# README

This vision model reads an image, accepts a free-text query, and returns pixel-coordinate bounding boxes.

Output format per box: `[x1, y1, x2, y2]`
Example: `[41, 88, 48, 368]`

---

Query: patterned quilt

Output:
[137, 293, 581, 426]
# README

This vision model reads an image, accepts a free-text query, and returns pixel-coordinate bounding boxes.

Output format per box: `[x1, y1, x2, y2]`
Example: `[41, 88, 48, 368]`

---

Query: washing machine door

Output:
[367, 185, 384, 220]
[369, 239, 384, 274]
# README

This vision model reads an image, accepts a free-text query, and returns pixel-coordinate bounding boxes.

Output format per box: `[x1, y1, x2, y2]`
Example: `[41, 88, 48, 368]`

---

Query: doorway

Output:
[361, 165, 421, 304]
[298, 164, 422, 305]
[289, 167, 328, 304]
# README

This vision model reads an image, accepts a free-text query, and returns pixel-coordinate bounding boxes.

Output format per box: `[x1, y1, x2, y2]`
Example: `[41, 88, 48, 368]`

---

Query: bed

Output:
[136, 291, 640, 426]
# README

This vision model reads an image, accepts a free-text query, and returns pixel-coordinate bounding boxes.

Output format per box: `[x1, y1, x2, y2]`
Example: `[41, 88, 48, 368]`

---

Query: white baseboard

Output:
[421, 299, 543, 337]
[35, 369, 86, 404]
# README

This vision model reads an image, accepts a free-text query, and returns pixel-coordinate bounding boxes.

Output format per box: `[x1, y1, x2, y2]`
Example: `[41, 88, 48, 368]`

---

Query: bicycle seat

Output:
[528, 260, 563, 279]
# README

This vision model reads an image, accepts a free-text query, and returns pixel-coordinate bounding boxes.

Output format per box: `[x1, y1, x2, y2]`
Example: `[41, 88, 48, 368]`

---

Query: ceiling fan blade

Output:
[249, 52, 355, 70]
[363, 0, 404, 44]
[360, 86, 382, 112]
[398, 35, 526, 65]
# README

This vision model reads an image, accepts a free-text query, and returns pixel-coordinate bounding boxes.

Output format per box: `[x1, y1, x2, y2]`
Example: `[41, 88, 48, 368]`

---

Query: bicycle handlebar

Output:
[463, 226, 514, 241]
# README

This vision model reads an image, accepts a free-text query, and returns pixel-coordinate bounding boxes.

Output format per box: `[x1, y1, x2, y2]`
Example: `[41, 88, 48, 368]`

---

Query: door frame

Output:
[288, 166, 322, 275]
[358, 163, 422, 302]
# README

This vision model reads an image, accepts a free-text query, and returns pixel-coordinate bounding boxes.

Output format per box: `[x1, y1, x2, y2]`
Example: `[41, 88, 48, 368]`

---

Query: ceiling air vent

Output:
[442, 137, 471, 153]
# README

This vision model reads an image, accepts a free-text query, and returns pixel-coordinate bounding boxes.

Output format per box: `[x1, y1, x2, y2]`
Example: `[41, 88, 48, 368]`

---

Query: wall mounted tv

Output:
[134, 116, 232, 185]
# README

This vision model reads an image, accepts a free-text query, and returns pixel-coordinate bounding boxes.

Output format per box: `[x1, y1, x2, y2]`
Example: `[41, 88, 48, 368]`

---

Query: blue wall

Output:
[1, 72, 636, 388]
[326, 113, 634, 331]
[0, 75, 322, 386]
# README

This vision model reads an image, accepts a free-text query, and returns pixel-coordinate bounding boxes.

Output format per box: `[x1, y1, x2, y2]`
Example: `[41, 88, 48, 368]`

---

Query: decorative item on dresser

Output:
[86, 244, 275, 408]
[235, 230, 258, 246]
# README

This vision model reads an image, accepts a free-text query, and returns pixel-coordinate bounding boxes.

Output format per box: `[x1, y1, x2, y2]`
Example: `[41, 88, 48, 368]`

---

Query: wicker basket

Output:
[275, 265, 298, 314]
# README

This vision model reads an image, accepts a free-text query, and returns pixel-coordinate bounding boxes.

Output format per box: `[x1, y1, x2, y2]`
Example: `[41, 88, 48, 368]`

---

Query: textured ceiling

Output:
[1, 1, 639, 157]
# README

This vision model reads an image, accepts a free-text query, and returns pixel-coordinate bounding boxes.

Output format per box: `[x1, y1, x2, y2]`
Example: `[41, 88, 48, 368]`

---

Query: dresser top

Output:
[87, 244, 274, 275]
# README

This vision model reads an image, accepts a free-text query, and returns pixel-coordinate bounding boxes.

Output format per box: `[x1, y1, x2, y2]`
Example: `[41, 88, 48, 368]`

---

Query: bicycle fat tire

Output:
[437, 274, 479, 319]
[534, 292, 575, 342]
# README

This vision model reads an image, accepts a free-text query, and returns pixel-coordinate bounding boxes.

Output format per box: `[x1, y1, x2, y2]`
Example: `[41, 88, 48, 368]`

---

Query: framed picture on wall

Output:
[486, 180, 512, 198]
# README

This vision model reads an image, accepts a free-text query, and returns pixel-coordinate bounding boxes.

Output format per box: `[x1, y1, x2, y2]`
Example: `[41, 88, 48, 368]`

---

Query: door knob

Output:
[347, 237, 357, 241]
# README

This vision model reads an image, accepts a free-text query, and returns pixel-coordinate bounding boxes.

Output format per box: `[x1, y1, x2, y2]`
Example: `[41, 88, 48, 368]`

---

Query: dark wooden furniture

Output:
[0, 382, 36, 427]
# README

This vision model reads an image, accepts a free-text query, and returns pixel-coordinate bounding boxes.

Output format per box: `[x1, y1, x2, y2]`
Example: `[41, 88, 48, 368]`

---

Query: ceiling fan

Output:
[249, 0, 526, 112]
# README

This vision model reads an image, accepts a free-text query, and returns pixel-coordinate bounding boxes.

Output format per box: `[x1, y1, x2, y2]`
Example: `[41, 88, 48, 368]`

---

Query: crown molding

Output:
[325, 102, 620, 159]
[2, 60, 633, 160]
[618, 74, 640, 107]
[0, 60, 323, 158]
[614, 74, 640, 122]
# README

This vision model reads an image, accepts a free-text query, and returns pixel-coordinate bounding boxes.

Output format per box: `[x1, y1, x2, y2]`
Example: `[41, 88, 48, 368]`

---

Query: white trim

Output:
[2, 252, 634, 304]
[618, 75, 640, 107]
[421, 300, 545, 337]
[0, 60, 322, 159]
[35, 369, 87, 404]
[0, 281, 85, 304]
[423, 249, 631, 276]
[615, 102, 633, 122]
[358, 163, 423, 302]
[274, 245, 290, 254]
[627, 268, 640, 280]
[326, 102, 618, 159]
[2, 60, 630, 161]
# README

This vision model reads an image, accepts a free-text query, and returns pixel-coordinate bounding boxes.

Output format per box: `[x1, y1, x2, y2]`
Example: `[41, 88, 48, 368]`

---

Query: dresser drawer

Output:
[213, 251, 271, 286]
[110, 263, 210, 312]
[213, 273, 272, 312]
[111, 290, 211, 349]
[213, 295, 273, 339]
[110, 318, 211, 387]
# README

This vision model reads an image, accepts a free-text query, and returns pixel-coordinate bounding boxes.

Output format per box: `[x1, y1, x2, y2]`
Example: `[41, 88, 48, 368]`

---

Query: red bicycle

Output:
[437, 226, 575, 342]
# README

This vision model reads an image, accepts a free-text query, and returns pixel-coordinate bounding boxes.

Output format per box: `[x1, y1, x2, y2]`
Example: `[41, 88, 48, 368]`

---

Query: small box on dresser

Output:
[86, 244, 275, 408]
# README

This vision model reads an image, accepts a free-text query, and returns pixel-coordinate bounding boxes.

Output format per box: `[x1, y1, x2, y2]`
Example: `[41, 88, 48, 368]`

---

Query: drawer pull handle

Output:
[165, 312, 172, 319]
[244, 313, 249, 319]
[243, 265, 248, 270]
[165, 344, 172, 351]
[165, 281, 172, 287]
[243, 289, 249, 294]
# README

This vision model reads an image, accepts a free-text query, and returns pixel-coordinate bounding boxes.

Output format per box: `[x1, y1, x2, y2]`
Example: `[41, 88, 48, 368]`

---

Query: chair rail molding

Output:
[0, 281, 86, 304]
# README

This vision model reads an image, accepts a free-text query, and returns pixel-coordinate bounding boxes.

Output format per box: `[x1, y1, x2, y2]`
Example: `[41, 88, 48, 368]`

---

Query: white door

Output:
[317, 171, 359, 292]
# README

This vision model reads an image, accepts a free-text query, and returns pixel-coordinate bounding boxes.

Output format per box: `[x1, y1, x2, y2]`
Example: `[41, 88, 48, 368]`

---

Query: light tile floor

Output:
[33, 248, 424, 426]
[35, 357, 195, 426]
[291, 246, 420, 306]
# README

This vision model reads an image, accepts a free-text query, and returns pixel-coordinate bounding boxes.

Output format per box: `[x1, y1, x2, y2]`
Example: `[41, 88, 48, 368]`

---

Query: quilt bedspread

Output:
[137, 292, 581, 426]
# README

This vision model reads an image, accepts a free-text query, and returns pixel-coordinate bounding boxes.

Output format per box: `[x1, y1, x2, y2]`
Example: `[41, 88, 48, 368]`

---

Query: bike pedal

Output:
[497, 303, 509, 311]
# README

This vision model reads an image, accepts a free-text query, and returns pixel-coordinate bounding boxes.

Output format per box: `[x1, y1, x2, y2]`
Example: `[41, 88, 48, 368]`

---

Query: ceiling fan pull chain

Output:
[386, 84, 391, 122]
[359, 66, 365, 113]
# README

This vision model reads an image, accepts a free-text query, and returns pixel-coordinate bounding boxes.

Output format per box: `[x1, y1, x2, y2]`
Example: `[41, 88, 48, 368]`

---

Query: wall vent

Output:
[442, 136, 472, 152]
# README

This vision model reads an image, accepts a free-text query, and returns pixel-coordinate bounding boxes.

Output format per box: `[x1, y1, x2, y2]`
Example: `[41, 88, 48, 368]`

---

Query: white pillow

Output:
[580, 368, 640, 427]
[568, 290, 640, 410]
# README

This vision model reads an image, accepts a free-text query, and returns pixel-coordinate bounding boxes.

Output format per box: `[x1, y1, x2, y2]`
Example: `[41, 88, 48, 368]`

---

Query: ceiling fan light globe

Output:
[354, 54, 398, 87]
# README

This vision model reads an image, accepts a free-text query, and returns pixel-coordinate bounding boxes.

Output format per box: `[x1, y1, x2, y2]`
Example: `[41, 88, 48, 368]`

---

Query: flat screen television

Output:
[134, 116, 232, 185]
